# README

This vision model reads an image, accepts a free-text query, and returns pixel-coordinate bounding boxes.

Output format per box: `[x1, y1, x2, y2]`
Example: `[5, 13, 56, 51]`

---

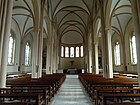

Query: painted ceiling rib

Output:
[111, 26, 122, 36]
[60, 30, 83, 38]
[57, 11, 87, 29]
[53, 6, 90, 18]
[52, 0, 63, 17]
[22, 16, 30, 37]
[12, 14, 32, 18]
[113, 5, 131, 12]
[124, 17, 132, 36]
[115, 15, 123, 35]
[12, 0, 132, 45]
[13, 6, 31, 13]
[112, 13, 131, 17]
[58, 20, 86, 31]
[59, 25, 84, 37]
[110, 0, 120, 18]
[23, 27, 34, 38]
[81, 0, 92, 14]
[12, 17, 22, 36]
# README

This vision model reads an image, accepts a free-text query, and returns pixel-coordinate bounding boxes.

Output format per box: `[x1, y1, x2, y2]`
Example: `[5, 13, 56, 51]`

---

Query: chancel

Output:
[1, 0, 140, 105]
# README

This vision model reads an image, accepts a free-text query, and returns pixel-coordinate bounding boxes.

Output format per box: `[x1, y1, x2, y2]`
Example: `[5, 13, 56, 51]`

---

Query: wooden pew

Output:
[0, 102, 28, 105]
[0, 93, 43, 105]
[114, 103, 140, 105]
[93, 87, 140, 105]
[7, 84, 52, 102]
[102, 93, 140, 105]
[78, 73, 139, 105]
[0, 88, 48, 105]
[6, 73, 66, 103]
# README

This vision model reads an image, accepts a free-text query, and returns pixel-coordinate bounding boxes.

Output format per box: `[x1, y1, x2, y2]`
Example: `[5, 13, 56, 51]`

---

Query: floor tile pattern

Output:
[50, 75, 93, 105]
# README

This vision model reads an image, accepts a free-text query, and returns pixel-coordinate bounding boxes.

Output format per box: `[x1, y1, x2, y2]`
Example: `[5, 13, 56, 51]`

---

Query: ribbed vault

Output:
[50, 0, 94, 44]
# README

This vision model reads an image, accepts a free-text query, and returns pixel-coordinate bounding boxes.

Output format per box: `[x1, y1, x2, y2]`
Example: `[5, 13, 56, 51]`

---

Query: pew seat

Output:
[0, 93, 43, 105]
[114, 103, 140, 105]
[102, 93, 140, 105]
[0, 102, 28, 105]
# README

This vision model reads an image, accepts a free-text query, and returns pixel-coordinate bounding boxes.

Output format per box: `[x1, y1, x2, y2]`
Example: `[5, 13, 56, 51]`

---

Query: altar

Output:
[67, 69, 77, 74]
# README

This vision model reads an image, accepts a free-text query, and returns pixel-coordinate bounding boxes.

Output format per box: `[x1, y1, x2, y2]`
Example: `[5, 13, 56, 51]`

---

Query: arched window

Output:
[130, 33, 137, 64]
[61, 46, 64, 57]
[61, 45, 83, 58]
[65, 47, 69, 57]
[70, 47, 74, 57]
[8, 33, 15, 65]
[80, 46, 83, 57]
[114, 41, 121, 65]
[25, 42, 31, 65]
[76, 47, 79, 57]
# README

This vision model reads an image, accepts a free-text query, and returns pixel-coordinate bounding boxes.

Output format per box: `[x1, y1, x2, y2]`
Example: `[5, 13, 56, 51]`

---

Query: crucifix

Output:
[70, 60, 74, 66]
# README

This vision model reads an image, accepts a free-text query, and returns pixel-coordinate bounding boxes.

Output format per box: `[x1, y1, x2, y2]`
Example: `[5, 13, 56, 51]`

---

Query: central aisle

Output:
[50, 75, 93, 105]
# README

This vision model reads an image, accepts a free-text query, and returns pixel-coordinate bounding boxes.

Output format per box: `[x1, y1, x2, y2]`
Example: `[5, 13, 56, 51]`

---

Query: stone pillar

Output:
[32, 30, 39, 78]
[89, 49, 92, 73]
[88, 34, 92, 73]
[131, 0, 140, 86]
[46, 21, 53, 74]
[95, 43, 99, 74]
[38, 30, 43, 78]
[101, 30, 113, 78]
[91, 42, 95, 74]
[37, 1, 46, 77]
[91, 31, 95, 74]
[56, 40, 59, 72]
[46, 44, 51, 74]
[107, 29, 113, 78]
[100, 1, 113, 78]
[50, 29, 54, 74]
[85, 41, 88, 73]
[0, 0, 14, 87]
[53, 32, 57, 73]
[0, 0, 7, 63]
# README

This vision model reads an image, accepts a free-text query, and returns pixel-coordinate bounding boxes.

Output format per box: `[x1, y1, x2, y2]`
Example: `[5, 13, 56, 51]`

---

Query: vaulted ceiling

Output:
[11, 0, 133, 45]
[50, 0, 94, 44]
[109, 0, 132, 36]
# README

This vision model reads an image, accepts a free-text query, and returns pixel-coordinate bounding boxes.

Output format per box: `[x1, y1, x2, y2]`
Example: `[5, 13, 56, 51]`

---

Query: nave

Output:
[50, 75, 93, 105]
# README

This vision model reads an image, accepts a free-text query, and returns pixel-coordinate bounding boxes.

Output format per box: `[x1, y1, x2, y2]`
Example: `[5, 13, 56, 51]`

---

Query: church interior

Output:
[1, 0, 140, 104]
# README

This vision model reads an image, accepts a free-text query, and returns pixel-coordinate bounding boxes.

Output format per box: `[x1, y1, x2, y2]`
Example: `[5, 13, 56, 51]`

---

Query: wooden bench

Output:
[93, 87, 140, 105]
[7, 84, 52, 102]
[114, 103, 140, 105]
[0, 88, 49, 105]
[0, 93, 43, 105]
[6, 73, 66, 103]
[78, 73, 139, 105]
[0, 102, 28, 105]
[102, 93, 140, 105]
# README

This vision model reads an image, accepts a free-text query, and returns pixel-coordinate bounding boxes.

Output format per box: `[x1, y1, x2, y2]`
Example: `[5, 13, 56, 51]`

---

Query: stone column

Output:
[107, 29, 113, 78]
[46, 44, 51, 74]
[95, 43, 99, 74]
[37, 0, 46, 77]
[91, 28, 95, 74]
[0, 0, 14, 87]
[89, 49, 92, 73]
[32, 30, 39, 78]
[0, 0, 7, 62]
[100, 1, 113, 78]
[131, 0, 140, 86]
[46, 21, 53, 74]
[91, 43, 95, 74]
[53, 31, 57, 73]
[50, 29, 54, 74]
[38, 30, 43, 78]
[85, 41, 88, 73]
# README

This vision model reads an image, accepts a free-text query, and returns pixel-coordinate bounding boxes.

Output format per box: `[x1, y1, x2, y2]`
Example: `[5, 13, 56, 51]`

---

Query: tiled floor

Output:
[50, 75, 93, 105]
